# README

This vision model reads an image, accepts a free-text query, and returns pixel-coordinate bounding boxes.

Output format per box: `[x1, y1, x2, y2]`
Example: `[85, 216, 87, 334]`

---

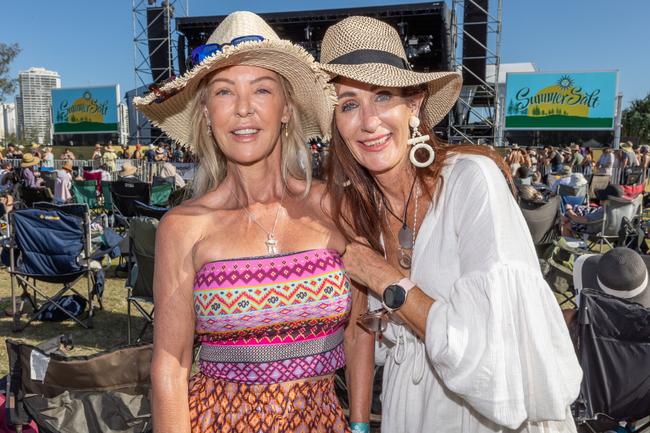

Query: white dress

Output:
[371, 154, 582, 433]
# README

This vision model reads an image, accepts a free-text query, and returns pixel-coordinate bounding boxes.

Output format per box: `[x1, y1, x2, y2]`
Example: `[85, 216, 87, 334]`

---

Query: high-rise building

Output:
[16, 67, 61, 144]
[0, 103, 18, 143]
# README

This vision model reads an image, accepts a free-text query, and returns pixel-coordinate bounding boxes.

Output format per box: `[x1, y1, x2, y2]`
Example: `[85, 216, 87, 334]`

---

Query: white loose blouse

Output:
[370, 154, 582, 433]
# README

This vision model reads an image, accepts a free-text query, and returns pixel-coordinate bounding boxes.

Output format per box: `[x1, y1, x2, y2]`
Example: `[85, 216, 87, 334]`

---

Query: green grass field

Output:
[506, 115, 614, 129]
[0, 265, 152, 375]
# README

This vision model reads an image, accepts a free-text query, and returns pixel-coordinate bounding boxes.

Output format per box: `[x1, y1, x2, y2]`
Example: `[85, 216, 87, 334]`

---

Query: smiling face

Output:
[334, 77, 423, 175]
[204, 65, 291, 166]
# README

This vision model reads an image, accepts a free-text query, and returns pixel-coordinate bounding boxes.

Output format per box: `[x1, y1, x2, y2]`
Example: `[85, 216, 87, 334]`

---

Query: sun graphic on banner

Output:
[557, 75, 574, 90]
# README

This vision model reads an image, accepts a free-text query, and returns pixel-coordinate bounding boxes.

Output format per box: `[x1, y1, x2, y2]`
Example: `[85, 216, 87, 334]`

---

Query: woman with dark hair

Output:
[320, 16, 581, 433]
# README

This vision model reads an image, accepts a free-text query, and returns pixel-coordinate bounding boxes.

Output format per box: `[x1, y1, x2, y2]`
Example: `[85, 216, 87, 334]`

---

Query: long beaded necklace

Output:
[380, 177, 420, 269]
[230, 186, 286, 255]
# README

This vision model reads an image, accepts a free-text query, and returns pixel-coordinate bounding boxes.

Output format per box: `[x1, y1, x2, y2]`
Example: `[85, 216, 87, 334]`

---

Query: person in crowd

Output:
[154, 146, 167, 162]
[120, 144, 132, 159]
[621, 141, 639, 167]
[0, 147, 4, 161]
[171, 144, 184, 162]
[144, 144, 156, 162]
[506, 144, 524, 175]
[545, 146, 564, 173]
[513, 165, 531, 187]
[581, 146, 594, 177]
[596, 147, 614, 175]
[41, 146, 54, 170]
[20, 153, 43, 188]
[527, 147, 538, 172]
[117, 161, 140, 182]
[0, 162, 14, 192]
[562, 183, 623, 236]
[14, 145, 24, 159]
[321, 15, 581, 433]
[569, 143, 583, 168]
[159, 161, 186, 188]
[30, 143, 42, 159]
[91, 143, 103, 162]
[54, 160, 73, 205]
[5, 145, 16, 159]
[135, 11, 366, 433]
[518, 184, 547, 206]
[60, 147, 76, 160]
[562, 247, 650, 331]
[132, 143, 143, 160]
[640, 145, 650, 181]
[531, 170, 548, 191]
[102, 143, 118, 172]
[551, 165, 573, 192]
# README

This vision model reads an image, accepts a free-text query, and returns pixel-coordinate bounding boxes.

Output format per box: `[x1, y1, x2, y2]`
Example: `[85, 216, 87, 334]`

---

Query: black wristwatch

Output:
[382, 278, 416, 312]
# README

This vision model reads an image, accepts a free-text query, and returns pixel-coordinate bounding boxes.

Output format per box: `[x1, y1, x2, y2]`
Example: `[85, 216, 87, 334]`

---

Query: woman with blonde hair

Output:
[320, 16, 581, 433]
[135, 11, 370, 433]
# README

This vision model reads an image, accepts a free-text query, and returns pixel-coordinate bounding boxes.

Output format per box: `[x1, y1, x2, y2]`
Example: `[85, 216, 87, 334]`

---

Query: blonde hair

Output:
[188, 71, 311, 198]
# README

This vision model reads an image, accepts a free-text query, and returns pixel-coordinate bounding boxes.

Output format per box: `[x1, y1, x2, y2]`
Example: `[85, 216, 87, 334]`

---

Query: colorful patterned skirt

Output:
[189, 372, 351, 433]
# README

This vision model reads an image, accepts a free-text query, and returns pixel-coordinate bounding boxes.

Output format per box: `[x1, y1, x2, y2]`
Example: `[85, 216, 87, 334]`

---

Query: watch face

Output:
[384, 284, 406, 309]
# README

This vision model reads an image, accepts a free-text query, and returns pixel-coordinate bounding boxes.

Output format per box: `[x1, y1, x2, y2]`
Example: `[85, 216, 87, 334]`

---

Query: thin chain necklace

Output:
[231, 185, 286, 255]
[380, 180, 420, 269]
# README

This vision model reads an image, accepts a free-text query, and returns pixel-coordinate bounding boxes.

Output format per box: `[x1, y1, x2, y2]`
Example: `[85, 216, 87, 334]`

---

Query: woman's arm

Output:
[344, 282, 375, 424]
[151, 211, 198, 433]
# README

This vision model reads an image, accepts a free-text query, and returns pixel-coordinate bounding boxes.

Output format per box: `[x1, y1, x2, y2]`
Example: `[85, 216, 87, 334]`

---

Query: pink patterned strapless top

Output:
[193, 248, 352, 384]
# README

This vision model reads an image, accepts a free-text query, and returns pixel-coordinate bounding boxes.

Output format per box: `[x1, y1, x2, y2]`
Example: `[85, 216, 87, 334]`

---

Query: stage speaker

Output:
[147, 6, 172, 84]
[462, 0, 488, 86]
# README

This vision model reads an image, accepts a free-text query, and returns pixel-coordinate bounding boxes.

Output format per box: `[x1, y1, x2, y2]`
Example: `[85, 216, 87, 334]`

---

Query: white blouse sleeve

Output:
[423, 156, 582, 429]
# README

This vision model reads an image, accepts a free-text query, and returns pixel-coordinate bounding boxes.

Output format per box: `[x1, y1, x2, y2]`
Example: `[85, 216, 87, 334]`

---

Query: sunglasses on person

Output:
[358, 308, 390, 335]
[190, 35, 266, 65]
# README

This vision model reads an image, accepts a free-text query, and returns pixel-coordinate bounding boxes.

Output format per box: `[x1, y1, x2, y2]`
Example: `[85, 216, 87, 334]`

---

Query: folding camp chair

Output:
[7, 203, 100, 331]
[520, 195, 561, 257]
[589, 174, 611, 200]
[72, 180, 100, 210]
[82, 169, 102, 195]
[17, 185, 53, 208]
[109, 180, 150, 229]
[40, 170, 58, 192]
[134, 200, 168, 220]
[126, 217, 157, 343]
[101, 180, 113, 212]
[150, 182, 172, 207]
[5, 338, 152, 433]
[572, 195, 642, 252]
[558, 183, 587, 215]
[572, 289, 650, 433]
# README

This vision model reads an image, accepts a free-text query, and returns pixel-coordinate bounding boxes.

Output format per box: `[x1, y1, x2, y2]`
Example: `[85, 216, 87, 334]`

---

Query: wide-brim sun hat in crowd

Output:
[318, 15, 462, 128]
[574, 247, 650, 307]
[134, 11, 337, 146]
[20, 153, 40, 168]
[119, 162, 138, 177]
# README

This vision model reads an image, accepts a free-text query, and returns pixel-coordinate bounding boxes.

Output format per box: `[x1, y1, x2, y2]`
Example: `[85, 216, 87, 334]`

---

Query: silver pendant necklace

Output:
[381, 176, 420, 269]
[230, 185, 286, 255]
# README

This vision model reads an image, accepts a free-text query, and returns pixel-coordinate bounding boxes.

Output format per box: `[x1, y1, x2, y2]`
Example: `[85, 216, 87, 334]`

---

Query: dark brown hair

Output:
[325, 86, 513, 254]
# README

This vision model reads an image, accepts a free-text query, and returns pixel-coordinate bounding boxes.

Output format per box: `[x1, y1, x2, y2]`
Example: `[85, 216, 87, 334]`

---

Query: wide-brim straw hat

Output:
[134, 11, 337, 146]
[319, 16, 462, 128]
[119, 162, 138, 177]
[20, 153, 40, 168]
[573, 248, 650, 308]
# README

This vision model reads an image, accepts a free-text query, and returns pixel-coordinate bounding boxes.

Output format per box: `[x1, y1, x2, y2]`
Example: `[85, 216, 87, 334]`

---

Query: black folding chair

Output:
[7, 203, 100, 331]
[109, 180, 150, 229]
[17, 185, 53, 208]
[573, 289, 650, 433]
[126, 217, 157, 343]
[133, 200, 168, 220]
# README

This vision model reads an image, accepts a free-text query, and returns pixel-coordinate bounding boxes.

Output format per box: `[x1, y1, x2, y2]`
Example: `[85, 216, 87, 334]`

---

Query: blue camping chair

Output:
[7, 203, 101, 331]
[558, 183, 588, 215]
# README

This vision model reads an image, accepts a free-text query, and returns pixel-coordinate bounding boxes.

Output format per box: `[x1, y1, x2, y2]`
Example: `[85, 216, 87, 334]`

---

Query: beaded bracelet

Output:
[350, 422, 370, 433]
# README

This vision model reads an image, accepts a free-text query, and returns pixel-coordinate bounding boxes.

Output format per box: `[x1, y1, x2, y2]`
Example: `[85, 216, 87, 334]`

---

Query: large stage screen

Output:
[504, 71, 618, 130]
[52, 85, 119, 134]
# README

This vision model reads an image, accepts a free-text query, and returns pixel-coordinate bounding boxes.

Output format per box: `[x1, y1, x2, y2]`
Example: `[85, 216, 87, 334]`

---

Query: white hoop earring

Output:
[410, 143, 435, 168]
[407, 115, 434, 167]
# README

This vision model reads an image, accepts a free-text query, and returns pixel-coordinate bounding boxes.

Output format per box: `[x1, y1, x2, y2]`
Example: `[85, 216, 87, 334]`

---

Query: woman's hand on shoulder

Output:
[343, 238, 402, 297]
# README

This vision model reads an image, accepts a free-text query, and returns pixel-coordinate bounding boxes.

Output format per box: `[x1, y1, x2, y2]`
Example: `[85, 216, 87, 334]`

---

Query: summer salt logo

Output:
[52, 86, 119, 134]
[504, 71, 618, 130]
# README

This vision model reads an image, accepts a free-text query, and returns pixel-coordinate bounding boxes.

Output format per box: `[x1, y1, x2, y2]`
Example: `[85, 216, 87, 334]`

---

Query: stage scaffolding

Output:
[448, 0, 504, 145]
[131, 0, 188, 144]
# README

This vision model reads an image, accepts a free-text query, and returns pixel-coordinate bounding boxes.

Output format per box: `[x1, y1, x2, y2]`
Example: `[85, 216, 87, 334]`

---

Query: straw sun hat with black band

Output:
[319, 15, 463, 128]
[134, 11, 337, 147]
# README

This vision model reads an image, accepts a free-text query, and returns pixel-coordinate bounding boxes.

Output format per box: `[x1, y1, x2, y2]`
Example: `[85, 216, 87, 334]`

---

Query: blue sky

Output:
[2, 0, 649, 108]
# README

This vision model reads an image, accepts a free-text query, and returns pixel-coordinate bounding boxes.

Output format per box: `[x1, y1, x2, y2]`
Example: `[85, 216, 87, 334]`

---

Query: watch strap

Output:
[382, 278, 416, 312]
